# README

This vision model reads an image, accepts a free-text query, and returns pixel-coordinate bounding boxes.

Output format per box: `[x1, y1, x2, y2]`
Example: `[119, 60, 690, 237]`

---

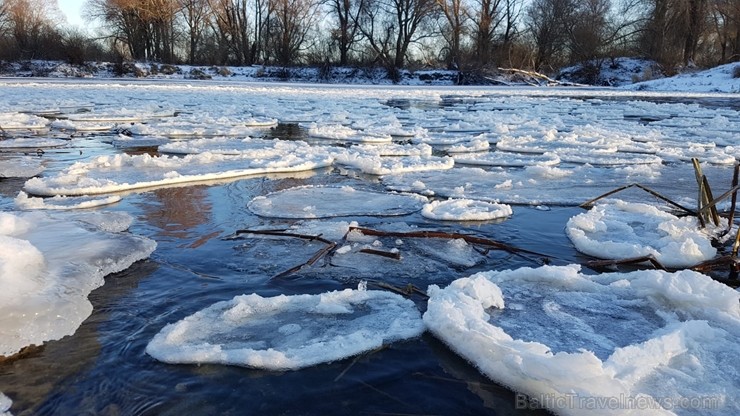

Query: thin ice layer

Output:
[248, 185, 427, 218]
[424, 265, 740, 416]
[566, 200, 718, 268]
[422, 199, 512, 221]
[24, 150, 334, 196]
[146, 288, 424, 370]
[0, 211, 156, 357]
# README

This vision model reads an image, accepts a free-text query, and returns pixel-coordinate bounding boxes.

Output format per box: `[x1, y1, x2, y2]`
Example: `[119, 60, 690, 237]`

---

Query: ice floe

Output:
[0, 112, 49, 130]
[0, 211, 156, 357]
[307, 123, 392, 143]
[424, 264, 740, 416]
[14, 191, 121, 210]
[146, 288, 424, 370]
[336, 152, 454, 175]
[422, 199, 512, 221]
[248, 185, 427, 218]
[452, 151, 560, 167]
[567, 200, 720, 268]
[0, 138, 67, 150]
[0, 157, 44, 178]
[23, 150, 334, 196]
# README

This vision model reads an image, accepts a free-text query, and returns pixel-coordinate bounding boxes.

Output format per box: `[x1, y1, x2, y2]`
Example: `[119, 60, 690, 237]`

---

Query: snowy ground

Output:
[0, 78, 738, 415]
[1, 59, 738, 92]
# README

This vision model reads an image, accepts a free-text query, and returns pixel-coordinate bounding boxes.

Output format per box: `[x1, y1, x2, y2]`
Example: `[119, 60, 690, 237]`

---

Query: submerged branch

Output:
[348, 226, 550, 263]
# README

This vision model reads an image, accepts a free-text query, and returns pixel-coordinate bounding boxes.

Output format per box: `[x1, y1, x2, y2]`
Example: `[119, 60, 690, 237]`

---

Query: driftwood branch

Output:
[348, 226, 549, 262]
[579, 183, 695, 215]
[585, 255, 667, 270]
[497, 67, 587, 87]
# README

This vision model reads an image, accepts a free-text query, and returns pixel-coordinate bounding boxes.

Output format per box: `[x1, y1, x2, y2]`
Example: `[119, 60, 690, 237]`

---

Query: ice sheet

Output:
[567, 200, 719, 268]
[424, 264, 740, 416]
[0, 211, 156, 357]
[146, 288, 424, 370]
[24, 150, 334, 196]
[248, 185, 427, 218]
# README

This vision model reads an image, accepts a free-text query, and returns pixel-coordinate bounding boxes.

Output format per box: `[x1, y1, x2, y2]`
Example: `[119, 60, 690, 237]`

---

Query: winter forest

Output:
[0, 0, 738, 82]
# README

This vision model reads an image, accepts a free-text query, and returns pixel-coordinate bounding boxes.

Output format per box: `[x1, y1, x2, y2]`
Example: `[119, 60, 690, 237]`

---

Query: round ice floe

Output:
[146, 288, 424, 370]
[424, 264, 740, 416]
[555, 151, 662, 165]
[422, 199, 512, 221]
[0, 211, 156, 357]
[566, 200, 718, 268]
[0, 157, 44, 178]
[248, 186, 427, 218]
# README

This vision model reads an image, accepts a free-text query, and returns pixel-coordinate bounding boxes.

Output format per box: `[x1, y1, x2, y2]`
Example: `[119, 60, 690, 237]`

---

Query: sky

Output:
[58, 0, 86, 28]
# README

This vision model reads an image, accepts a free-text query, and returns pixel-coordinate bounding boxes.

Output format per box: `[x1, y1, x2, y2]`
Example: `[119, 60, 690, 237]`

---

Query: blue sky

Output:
[58, 0, 86, 27]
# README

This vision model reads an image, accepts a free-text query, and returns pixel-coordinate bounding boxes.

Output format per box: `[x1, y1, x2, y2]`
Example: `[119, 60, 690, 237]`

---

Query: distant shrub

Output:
[160, 64, 179, 75]
[733, 65, 740, 79]
[187, 68, 211, 80]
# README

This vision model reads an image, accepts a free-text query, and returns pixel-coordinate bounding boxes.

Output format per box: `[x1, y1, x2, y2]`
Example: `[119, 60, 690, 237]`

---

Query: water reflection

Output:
[138, 185, 212, 242]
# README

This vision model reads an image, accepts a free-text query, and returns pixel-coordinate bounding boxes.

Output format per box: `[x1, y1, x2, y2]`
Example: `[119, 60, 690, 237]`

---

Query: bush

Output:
[733, 65, 740, 79]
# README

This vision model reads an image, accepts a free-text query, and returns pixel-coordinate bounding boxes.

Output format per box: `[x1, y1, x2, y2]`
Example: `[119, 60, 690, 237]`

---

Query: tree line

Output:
[0, 0, 738, 81]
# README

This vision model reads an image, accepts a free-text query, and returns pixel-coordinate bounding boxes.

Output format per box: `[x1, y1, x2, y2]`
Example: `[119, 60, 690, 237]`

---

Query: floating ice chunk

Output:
[0, 112, 49, 130]
[23, 150, 334, 196]
[0, 138, 67, 150]
[336, 152, 454, 175]
[146, 289, 424, 370]
[656, 144, 737, 165]
[444, 138, 490, 154]
[566, 200, 718, 268]
[424, 264, 740, 416]
[0, 157, 44, 178]
[555, 151, 662, 165]
[15, 191, 122, 211]
[0, 392, 10, 416]
[453, 151, 560, 167]
[0, 211, 156, 357]
[50, 118, 113, 132]
[248, 186, 426, 218]
[308, 123, 392, 143]
[350, 143, 433, 157]
[158, 137, 308, 156]
[422, 199, 512, 221]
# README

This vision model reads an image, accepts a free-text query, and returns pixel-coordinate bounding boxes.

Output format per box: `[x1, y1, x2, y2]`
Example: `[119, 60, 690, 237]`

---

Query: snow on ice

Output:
[146, 288, 424, 370]
[422, 199, 512, 221]
[424, 264, 740, 416]
[567, 200, 720, 268]
[0, 210, 156, 357]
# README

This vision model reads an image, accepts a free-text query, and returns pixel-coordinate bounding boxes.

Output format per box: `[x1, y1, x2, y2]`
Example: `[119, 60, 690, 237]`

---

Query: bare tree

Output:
[435, 0, 467, 69]
[709, 0, 740, 62]
[357, 0, 436, 74]
[525, 0, 575, 71]
[472, 0, 522, 67]
[209, 0, 253, 64]
[4, 0, 61, 58]
[326, 0, 365, 65]
[178, 0, 210, 64]
[265, 0, 320, 66]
